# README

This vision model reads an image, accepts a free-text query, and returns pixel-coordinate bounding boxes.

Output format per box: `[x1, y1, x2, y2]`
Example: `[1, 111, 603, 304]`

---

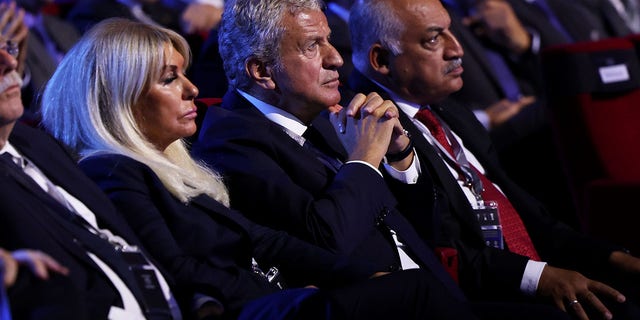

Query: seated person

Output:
[348, 0, 640, 319]
[194, 0, 570, 317]
[15, 0, 81, 116]
[41, 17, 477, 320]
[0, 25, 181, 319]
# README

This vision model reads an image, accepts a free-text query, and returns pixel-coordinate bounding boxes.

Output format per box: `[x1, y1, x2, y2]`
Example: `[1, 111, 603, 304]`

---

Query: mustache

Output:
[0, 71, 22, 93]
[444, 58, 463, 74]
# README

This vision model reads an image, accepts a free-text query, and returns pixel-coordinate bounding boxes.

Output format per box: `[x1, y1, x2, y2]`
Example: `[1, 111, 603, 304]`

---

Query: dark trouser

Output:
[325, 269, 476, 320]
[240, 269, 477, 320]
[471, 300, 571, 320]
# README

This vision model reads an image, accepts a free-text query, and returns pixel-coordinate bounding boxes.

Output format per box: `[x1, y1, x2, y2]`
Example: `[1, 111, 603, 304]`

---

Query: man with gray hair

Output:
[192, 0, 487, 318]
[348, 0, 640, 319]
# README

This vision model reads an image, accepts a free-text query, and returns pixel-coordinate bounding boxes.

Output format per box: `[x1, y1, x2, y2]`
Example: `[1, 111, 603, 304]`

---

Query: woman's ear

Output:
[246, 57, 276, 90]
[370, 43, 391, 75]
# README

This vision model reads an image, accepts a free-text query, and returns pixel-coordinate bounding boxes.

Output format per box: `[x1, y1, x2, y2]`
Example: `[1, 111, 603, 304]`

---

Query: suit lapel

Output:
[308, 115, 348, 161]
[189, 194, 254, 259]
[0, 152, 72, 216]
[9, 125, 133, 239]
[5, 126, 160, 305]
[224, 90, 340, 178]
[432, 103, 495, 178]
[0, 156, 136, 294]
[397, 112, 483, 238]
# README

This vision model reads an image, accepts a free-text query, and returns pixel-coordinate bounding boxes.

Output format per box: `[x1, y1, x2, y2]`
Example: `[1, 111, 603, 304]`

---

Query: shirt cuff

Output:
[520, 260, 547, 296]
[383, 149, 420, 184]
[346, 160, 383, 177]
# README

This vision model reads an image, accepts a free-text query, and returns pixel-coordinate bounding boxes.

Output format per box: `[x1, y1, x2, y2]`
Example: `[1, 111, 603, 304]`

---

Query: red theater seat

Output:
[541, 38, 640, 253]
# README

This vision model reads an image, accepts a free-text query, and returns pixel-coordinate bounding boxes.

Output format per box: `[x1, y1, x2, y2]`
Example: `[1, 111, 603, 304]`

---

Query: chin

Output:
[324, 93, 342, 107]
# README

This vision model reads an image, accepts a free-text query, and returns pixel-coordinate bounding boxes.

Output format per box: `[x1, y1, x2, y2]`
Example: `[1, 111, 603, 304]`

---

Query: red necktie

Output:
[415, 109, 455, 156]
[415, 108, 540, 260]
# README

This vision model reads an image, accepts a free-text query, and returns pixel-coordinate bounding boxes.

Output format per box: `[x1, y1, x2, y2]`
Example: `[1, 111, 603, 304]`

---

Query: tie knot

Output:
[415, 108, 457, 157]
[303, 125, 321, 147]
[1, 152, 26, 169]
[415, 108, 442, 136]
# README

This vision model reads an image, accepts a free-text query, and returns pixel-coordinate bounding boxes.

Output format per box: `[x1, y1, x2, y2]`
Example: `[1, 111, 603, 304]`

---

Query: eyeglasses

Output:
[0, 40, 18, 58]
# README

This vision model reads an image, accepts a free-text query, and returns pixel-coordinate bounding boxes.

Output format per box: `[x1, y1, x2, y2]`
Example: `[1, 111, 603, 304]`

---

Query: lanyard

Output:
[423, 119, 485, 203]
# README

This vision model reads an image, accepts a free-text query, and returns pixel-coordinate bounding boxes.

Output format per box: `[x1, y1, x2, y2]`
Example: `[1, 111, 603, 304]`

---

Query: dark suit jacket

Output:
[348, 72, 619, 299]
[0, 123, 174, 319]
[191, 90, 466, 300]
[78, 153, 378, 317]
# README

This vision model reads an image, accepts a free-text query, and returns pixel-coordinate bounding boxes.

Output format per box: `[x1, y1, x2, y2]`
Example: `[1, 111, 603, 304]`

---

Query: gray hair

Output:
[350, 0, 404, 72]
[218, 0, 325, 89]
[41, 18, 229, 205]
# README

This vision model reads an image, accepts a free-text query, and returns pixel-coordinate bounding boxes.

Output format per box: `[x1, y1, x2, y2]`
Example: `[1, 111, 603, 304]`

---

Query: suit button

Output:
[387, 265, 399, 272]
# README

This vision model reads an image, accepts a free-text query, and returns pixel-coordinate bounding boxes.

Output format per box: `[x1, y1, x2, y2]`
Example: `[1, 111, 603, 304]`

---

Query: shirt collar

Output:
[1, 142, 23, 160]
[236, 89, 309, 137]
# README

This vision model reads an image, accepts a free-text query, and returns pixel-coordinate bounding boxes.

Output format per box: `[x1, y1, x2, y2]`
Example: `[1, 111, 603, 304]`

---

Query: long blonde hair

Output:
[41, 18, 229, 206]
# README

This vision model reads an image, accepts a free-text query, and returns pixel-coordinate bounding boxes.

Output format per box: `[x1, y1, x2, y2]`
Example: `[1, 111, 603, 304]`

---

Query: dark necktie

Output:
[302, 126, 343, 172]
[414, 109, 540, 260]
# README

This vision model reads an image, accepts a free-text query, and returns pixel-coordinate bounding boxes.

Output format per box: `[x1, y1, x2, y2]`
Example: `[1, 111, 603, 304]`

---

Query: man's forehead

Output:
[281, 9, 330, 37]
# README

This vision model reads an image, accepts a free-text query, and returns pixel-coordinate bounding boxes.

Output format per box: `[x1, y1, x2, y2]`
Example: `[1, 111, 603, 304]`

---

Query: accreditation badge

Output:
[474, 201, 504, 250]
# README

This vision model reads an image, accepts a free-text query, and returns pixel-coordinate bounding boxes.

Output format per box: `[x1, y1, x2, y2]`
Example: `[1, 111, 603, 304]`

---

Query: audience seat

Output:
[541, 37, 640, 254]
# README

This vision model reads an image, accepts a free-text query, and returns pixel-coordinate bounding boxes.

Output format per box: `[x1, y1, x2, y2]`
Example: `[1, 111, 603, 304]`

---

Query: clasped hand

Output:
[328, 92, 409, 167]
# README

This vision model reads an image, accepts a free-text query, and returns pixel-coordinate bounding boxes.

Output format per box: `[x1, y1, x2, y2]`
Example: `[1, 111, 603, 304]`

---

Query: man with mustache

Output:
[348, 0, 640, 319]
[0, 36, 183, 319]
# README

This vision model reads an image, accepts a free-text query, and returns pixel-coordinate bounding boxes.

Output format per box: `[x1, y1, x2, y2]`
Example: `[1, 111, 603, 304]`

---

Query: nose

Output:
[0, 47, 17, 76]
[443, 31, 464, 59]
[322, 43, 344, 70]
[183, 76, 199, 100]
